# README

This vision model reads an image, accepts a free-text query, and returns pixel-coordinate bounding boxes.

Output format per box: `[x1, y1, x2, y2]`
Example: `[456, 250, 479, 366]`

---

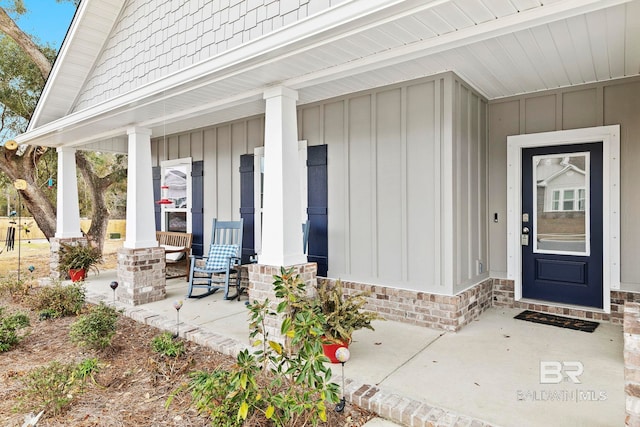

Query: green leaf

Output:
[269, 341, 283, 354]
[240, 373, 248, 389]
[238, 401, 249, 420]
[265, 405, 275, 419]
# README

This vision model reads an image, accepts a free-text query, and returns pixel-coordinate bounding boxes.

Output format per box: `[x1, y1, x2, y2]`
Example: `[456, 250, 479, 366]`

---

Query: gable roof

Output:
[18, 0, 640, 150]
[538, 164, 586, 187]
[29, 0, 127, 130]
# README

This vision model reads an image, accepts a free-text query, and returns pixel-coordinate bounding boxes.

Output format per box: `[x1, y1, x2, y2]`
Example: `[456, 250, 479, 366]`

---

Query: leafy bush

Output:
[24, 282, 85, 318]
[71, 357, 101, 387]
[316, 279, 382, 343]
[183, 370, 246, 427]
[0, 277, 32, 302]
[170, 267, 339, 426]
[69, 302, 119, 350]
[57, 242, 103, 275]
[0, 307, 30, 352]
[19, 358, 100, 415]
[151, 332, 185, 358]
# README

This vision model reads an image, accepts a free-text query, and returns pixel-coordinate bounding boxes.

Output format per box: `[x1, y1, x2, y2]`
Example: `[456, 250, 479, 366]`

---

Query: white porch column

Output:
[124, 127, 158, 249]
[259, 86, 306, 267]
[55, 147, 82, 238]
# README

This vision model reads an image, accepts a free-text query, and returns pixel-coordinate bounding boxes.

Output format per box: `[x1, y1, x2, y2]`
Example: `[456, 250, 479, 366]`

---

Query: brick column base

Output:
[49, 237, 88, 280]
[624, 302, 640, 426]
[247, 263, 317, 344]
[116, 247, 166, 305]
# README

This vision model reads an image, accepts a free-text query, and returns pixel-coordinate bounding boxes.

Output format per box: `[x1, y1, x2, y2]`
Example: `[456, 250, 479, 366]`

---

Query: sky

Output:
[13, 0, 77, 51]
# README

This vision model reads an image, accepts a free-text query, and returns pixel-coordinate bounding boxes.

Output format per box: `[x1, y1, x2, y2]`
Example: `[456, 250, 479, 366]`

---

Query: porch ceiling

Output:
[16, 0, 640, 151]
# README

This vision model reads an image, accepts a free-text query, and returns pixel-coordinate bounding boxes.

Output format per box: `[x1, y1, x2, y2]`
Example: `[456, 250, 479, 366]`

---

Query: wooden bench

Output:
[156, 231, 193, 280]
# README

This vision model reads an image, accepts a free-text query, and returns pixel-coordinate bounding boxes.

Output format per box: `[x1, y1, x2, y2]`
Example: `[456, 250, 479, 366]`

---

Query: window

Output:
[550, 188, 585, 212]
[160, 158, 192, 233]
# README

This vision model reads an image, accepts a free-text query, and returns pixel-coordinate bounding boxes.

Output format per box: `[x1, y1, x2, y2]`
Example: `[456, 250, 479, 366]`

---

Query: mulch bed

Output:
[0, 296, 374, 426]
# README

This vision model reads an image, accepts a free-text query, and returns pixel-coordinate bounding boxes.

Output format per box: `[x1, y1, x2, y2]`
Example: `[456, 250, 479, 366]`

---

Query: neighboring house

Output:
[14, 1, 640, 332]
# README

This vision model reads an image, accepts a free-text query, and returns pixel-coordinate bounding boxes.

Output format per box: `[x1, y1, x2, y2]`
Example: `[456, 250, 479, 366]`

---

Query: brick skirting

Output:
[116, 246, 166, 305]
[493, 278, 639, 326]
[318, 278, 494, 332]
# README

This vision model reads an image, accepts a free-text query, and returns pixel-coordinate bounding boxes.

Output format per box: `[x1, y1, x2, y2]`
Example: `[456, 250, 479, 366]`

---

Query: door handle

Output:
[521, 226, 530, 246]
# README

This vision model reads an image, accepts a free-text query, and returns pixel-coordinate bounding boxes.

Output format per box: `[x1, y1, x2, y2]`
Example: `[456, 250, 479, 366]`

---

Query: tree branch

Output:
[0, 7, 51, 79]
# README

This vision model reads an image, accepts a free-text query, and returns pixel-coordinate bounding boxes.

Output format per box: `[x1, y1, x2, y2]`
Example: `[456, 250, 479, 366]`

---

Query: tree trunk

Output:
[0, 147, 56, 240]
[76, 152, 127, 252]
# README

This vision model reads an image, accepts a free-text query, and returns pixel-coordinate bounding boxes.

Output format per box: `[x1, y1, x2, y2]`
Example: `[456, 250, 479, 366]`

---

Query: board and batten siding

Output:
[150, 116, 264, 248]
[299, 73, 488, 294]
[488, 75, 640, 290]
[451, 76, 489, 294]
[149, 72, 488, 295]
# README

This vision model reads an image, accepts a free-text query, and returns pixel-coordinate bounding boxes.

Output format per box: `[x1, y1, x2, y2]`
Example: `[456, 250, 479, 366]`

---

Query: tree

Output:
[0, 0, 125, 251]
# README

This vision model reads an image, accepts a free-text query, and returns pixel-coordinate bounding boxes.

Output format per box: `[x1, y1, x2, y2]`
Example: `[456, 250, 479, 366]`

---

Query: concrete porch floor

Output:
[81, 270, 624, 427]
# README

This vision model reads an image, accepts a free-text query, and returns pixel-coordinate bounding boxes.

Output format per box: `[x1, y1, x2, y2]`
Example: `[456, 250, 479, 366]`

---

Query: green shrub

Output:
[0, 277, 32, 302]
[25, 282, 85, 318]
[19, 358, 100, 415]
[69, 302, 118, 350]
[151, 332, 185, 358]
[170, 267, 339, 426]
[0, 307, 30, 352]
[71, 357, 101, 387]
[183, 370, 246, 427]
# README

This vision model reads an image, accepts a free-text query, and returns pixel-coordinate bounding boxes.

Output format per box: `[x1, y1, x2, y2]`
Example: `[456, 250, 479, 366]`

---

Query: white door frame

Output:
[506, 125, 620, 312]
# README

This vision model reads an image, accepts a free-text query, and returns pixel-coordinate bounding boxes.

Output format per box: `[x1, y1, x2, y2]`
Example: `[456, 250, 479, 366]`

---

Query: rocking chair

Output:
[187, 219, 244, 300]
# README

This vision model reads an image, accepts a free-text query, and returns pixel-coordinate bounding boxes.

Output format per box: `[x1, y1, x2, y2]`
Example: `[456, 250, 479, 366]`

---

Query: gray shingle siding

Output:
[74, 0, 340, 111]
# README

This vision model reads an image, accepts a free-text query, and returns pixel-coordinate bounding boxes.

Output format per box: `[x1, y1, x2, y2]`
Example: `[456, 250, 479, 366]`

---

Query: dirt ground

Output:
[0, 241, 373, 426]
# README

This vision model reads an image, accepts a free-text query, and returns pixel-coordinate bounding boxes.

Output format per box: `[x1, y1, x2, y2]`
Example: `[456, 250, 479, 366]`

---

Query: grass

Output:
[0, 238, 123, 280]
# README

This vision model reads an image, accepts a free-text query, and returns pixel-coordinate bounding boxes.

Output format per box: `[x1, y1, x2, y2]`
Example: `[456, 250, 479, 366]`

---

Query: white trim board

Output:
[506, 125, 620, 312]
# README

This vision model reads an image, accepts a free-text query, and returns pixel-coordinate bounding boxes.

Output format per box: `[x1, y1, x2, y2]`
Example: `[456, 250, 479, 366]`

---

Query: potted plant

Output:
[58, 242, 103, 282]
[315, 279, 383, 363]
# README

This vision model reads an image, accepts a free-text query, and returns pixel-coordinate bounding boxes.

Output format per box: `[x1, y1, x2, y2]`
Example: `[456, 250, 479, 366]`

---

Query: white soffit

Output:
[19, 0, 640, 148]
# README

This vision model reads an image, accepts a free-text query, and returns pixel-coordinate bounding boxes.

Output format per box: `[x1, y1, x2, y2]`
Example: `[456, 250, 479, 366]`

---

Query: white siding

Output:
[152, 73, 489, 295]
[452, 77, 489, 293]
[301, 73, 488, 294]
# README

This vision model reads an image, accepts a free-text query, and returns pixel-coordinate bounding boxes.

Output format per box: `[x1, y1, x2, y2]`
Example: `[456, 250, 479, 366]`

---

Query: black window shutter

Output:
[239, 154, 255, 264]
[307, 145, 328, 276]
[191, 161, 204, 256]
[152, 166, 162, 231]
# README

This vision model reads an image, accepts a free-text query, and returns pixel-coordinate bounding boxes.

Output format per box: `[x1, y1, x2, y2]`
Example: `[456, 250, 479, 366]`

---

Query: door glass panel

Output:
[533, 153, 589, 255]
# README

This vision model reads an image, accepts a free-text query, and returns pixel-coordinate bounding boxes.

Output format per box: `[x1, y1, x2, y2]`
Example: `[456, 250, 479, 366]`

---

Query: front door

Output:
[521, 143, 603, 308]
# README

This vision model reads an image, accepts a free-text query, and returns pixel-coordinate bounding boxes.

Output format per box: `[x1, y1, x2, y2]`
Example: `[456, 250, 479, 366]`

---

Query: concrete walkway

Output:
[80, 271, 624, 427]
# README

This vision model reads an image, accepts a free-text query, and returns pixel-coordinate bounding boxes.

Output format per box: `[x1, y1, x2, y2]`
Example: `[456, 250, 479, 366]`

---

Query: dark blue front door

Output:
[521, 143, 603, 308]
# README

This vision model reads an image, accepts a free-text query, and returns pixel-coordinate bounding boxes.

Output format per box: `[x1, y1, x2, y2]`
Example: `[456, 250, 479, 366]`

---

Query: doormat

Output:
[514, 310, 599, 333]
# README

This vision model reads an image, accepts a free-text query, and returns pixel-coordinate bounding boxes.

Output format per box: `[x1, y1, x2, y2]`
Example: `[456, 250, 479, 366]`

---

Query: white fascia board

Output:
[29, 0, 127, 130]
[20, 0, 632, 146]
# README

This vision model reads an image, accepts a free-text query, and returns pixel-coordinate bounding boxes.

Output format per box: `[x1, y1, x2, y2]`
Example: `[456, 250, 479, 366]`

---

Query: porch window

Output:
[160, 158, 192, 233]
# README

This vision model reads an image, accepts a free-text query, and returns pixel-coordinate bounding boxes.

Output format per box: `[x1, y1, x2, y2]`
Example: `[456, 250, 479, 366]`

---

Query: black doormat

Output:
[514, 310, 599, 333]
